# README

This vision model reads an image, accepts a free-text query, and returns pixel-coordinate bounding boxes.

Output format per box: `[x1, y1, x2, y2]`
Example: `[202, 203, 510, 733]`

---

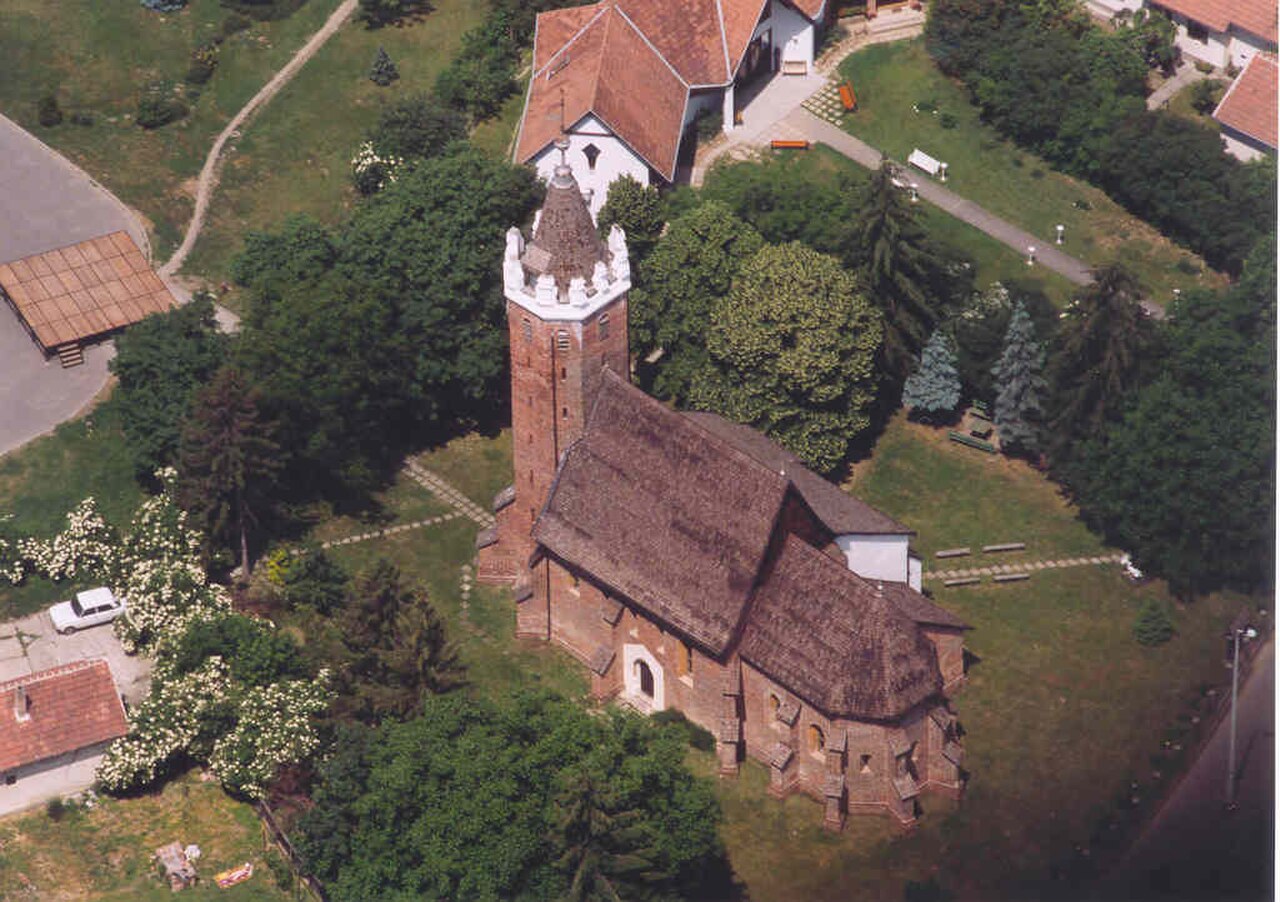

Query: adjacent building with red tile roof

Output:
[478, 164, 968, 832]
[0, 660, 128, 815]
[1148, 0, 1277, 69]
[515, 0, 831, 214]
[1214, 53, 1279, 159]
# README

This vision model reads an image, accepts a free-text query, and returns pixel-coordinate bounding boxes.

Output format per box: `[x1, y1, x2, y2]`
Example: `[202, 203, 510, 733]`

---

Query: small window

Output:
[677, 641, 693, 677]
[1186, 20, 1208, 42]
[528, 469, 534, 485]
[583, 143, 601, 171]
[556, 330, 570, 351]
[522, 318, 533, 342]
[859, 754, 872, 774]
[562, 407, 569, 420]
[808, 724, 826, 755]
[560, 366, 567, 380]
[768, 694, 780, 717]
[598, 313, 611, 340]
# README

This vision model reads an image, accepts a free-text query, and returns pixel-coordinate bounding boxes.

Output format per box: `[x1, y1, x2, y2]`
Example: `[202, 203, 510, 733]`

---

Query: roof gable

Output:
[534, 371, 791, 653]
[741, 537, 942, 719]
[1151, 0, 1278, 43]
[1214, 54, 1279, 148]
[0, 660, 128, 772]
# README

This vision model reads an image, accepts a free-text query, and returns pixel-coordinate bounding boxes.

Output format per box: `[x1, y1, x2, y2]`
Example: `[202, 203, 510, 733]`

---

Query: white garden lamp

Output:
[909, 182, 919, 203]
[1055, 224, 1065, 244]
[1026, 245, 1036, 266]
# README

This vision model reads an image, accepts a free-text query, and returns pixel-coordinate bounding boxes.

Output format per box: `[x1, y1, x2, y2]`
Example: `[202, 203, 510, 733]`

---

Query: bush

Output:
[368, 46, 399, 87]
[36, 95, 62, 128]
[221, 11, 253, 34]
[357, 0, 432, 28]
[694, 108, 724, 143]
[141, 0, 188, 10]
[938, 111, 957, 129]
[185, 44, 219, 85]
[1175, 257, 1200, 275]
[1189, 79, 1224, 115]
[136, 96, 188, 129]
[915, 98, 938, 113]
[45, 798, 66, 821]
[264, 849, 294, 891]
[1133, 599, 1175, 646]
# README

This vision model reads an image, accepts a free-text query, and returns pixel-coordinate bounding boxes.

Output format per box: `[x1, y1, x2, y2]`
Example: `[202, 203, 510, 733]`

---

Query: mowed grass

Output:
[290, 429, 587, 699]
[845, 413, 1103, 559]
[0, 401, 144, 619]
[0, 0, 345, 260]
[181, 0, 488, 289]
[0, 773, 290, 901]
[838, 41, 1229, 304]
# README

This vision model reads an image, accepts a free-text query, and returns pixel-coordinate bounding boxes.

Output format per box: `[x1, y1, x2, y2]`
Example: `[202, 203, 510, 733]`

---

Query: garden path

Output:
[1147, 60, 1214, 111]
[927, 553, 1124, 582]
[159, 0, 359, 278]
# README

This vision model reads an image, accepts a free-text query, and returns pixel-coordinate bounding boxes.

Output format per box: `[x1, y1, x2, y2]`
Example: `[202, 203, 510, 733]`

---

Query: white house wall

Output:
[0, 743, 110, 817]
[533, 115, 651, 218]
[1170, 21, 1230, 68]
[1221, 130, 1268, 162]
[755, 0, 816, 70]
[1227, 32, 1270, 70]
[835, 534, 911, 584]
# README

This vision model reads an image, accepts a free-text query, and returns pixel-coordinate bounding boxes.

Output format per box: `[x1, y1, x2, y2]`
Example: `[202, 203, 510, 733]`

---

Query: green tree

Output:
[554, 767, 657, 902]
[176, 367, 282, 576]
[596, 174, 664, 263]
[231, 215, 336, 299]
[631, 202, 763, 403]
[694, 242, 883, 474]
[849, 160, 955, 383]
[170, 613, 309, 686]
[991, 301, 1047, 457]
[280, 548, 349, 614]
[357, 0, 431, 28]
[1132, 598, 1174, 646]
[365, 93, 465, 162]
[368, 46, 399, 86]
[1045, 264, 1157, 465]
[109, 294, 229, 474]
[902, 330, 961, 420]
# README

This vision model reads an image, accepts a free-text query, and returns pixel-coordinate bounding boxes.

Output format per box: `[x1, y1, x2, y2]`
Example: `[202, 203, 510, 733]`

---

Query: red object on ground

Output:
[839, 82, 856, 110]
[770, 139, 810, 149]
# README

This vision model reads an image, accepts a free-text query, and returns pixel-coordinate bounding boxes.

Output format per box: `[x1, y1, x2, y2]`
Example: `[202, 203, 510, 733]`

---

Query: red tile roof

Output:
[519, 0, 826, 177]
[1214, 53, 1279, 148]
[0, 231, 176, 351]
[1151, 0, 1277, 43]
[0, 660, 128, 773]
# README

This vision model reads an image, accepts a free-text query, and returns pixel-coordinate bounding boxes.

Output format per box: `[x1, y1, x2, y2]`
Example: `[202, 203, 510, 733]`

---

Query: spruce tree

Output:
[991, 301, 1047, 457]
[369, 46, 399, 86]
[902, 329, 961, 420]
[1133, 598, 1174, 646]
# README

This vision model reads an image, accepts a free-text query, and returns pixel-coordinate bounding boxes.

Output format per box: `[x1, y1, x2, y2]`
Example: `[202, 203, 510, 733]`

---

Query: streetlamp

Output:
[1225, 624, 1258, 809]
[909, 182, 919, 203]
[1055, 224, 1065, 245]
[1026, 245, 1036, 266]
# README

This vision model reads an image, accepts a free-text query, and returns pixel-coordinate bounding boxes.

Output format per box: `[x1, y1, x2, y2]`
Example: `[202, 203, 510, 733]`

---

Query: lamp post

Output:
[1225, 625, 1258, 810]
[909, 182, 919, 203]
[1055, 224, 1065, 245]
[1026, 245, 1036, 266]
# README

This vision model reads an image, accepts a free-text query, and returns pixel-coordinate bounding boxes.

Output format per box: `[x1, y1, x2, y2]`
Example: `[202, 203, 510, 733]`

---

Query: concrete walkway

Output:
[926, 553, 1123, 582]
[782, 109, 1096, 286]
[1147, 60, 1215, 111]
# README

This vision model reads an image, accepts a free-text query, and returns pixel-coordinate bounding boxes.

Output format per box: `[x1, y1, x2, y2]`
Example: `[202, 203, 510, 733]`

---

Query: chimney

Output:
[14, 685, 30, 722]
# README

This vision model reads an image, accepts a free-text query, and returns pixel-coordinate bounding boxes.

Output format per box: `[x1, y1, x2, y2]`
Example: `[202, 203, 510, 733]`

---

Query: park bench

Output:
[948, 431, 996, 453]
[935, 547, 971, 559]
[908, 148, 947, 180]
[982, 542, 1026, 553]
[970, 424, 993, 440]
[943, 576, 982, 587]
[771, 139, 810, 150]
[993, 572, 1030, 583]
[839, 81, 857, 111]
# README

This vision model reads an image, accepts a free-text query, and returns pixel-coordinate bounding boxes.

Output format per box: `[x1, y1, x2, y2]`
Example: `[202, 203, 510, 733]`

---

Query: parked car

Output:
[49, 587, 126, 635]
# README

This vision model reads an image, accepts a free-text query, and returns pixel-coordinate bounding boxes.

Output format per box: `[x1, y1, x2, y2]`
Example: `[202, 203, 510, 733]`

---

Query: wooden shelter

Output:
[0, 231, 175, 366]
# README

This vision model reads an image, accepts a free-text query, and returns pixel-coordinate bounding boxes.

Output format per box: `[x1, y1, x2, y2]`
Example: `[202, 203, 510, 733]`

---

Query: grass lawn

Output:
[0, 773, 290, 900]
[180, 0, 487, 292]
[1163, 78, 1229, 126]
[838, 41, 1229, 305]
[0, 400, 144, 619]
[0, 0, 346, 261]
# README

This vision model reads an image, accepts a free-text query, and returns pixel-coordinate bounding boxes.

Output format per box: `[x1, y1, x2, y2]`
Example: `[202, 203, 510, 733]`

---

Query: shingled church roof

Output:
[741, 537, 943, 719]
[524, 161, 609, 289]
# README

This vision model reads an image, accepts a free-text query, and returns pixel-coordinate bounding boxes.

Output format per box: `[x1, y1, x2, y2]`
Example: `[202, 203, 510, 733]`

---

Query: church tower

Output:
[477, 155, 631, 592]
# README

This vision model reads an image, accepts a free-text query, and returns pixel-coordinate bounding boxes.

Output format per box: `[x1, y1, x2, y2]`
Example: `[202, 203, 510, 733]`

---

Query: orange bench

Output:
[770, 139, 810, 150]
[839, 82, 857, 111]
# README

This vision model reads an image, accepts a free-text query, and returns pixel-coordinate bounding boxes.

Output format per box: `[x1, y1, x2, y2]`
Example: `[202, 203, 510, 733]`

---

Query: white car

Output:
[49, 587, 126, 635]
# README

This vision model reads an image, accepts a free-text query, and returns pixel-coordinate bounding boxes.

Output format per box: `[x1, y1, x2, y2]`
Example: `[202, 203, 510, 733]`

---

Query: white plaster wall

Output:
[756, 0, 815, 69]
[0, 743, 109, 817]
[835, 534, 910, 584]
[908, 555, 922, 592]
[1221, 131, 1267, 162]
[1227, 33, 1269, 71]
[1172, 24, 1229, 68]
[531, 115, 651, 218]
[623, 643, 666, 712]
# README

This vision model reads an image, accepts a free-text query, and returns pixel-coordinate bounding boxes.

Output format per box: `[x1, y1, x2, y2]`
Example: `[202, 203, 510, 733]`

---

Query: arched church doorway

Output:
[622, 644, 665, 712]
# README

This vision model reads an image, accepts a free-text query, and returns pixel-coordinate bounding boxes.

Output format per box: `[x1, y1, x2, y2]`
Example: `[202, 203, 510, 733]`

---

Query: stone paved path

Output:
[1147, 60, 1214, 111]
[927, 553, 1124, 582]
[318, 510, 466, 550]
[403, 459, 496, 528]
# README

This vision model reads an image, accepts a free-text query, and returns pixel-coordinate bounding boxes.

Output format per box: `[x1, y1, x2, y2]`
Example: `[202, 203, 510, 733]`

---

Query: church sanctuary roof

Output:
[879, 581, 970, 631]
[740, 536, 943, 720]
[533, 371, 791, 653]
[1149, 0, 1278, 43]
[1213, 54, 1279, 149]
[517, 0, 827, 179]
[683, 411, 912, 536]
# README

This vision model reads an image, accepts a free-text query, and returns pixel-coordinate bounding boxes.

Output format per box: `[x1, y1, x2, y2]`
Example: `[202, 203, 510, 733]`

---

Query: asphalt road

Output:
[1099, 639, 1275, 901]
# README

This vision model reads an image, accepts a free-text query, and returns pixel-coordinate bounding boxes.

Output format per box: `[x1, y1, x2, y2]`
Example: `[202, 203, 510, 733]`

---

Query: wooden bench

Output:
[983, 542, 1027, 553]
[943, 576, 982, 587]
[782, 60, 809, 76]
[970, 425, 993, 440]
[936, 547, 971, 559]
[771, 139, 810, 150]
[908, 148, 947, 180]
[949, 431, 996, 453]
[839, 81, 857, 111]
[993, 572, 1030, 583]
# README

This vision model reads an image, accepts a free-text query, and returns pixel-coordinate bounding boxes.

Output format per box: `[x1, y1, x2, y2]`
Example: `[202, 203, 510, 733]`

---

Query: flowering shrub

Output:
[209, 675, 331, 798]
[351, 141, 404, 195]
[17, 498, 119, 583]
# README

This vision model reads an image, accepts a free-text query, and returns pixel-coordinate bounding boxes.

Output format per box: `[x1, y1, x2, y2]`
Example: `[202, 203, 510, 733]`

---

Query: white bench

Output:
[908, 148, 948, 181]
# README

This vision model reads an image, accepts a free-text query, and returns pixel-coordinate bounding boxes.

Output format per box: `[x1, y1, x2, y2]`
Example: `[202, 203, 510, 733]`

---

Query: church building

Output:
[477, 157, 968, 830]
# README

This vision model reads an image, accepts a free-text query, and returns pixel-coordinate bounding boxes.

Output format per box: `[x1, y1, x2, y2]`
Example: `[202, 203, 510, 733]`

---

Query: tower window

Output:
[583, 143, 601, 170]
[768, 694, 780, 718]
[860, 754, 872, 774]
[522, 318, 532, 342]
[562, 407, 569, 419]
[556, 330, 570, 352]
[677, 641, 693, 677]
[808, 724, 826, 755]
[560, 366, 566, 380]
[598, 313, 611, 340]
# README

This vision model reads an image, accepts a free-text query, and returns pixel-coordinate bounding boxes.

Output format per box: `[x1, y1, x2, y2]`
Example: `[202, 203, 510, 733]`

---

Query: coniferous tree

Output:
[991, 301, 1047, 457]
[849, 160, 953, 384]
[902, 330, 962, 421]
[369, 46, 399, 86]
[177, 367, 281, 577]
[1045, 264, 1157, 467]
[554, 767, 659, 902]
[1132, 598, 1174, 646]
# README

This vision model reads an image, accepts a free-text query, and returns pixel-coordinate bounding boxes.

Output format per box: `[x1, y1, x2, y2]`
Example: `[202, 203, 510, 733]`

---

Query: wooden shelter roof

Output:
[0, 231, 175, 350]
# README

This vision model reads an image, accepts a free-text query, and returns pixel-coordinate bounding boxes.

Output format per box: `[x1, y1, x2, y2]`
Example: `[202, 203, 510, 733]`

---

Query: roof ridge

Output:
[675, 404, 798, 493]
[0, 658, 110, 692]
[715, 0, 732, 84]
[610, 5, 692, 89]
[532, 3, 608, 77]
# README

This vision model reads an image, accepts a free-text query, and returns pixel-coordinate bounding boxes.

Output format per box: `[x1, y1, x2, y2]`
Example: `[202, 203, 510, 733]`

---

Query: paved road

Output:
[1099, 639, 1274, 901]
[786, 109, 1096, 286]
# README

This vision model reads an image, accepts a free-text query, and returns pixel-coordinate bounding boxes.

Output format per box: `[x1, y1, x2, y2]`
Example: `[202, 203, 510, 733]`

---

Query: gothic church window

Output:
[583, 143, 601, 171]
